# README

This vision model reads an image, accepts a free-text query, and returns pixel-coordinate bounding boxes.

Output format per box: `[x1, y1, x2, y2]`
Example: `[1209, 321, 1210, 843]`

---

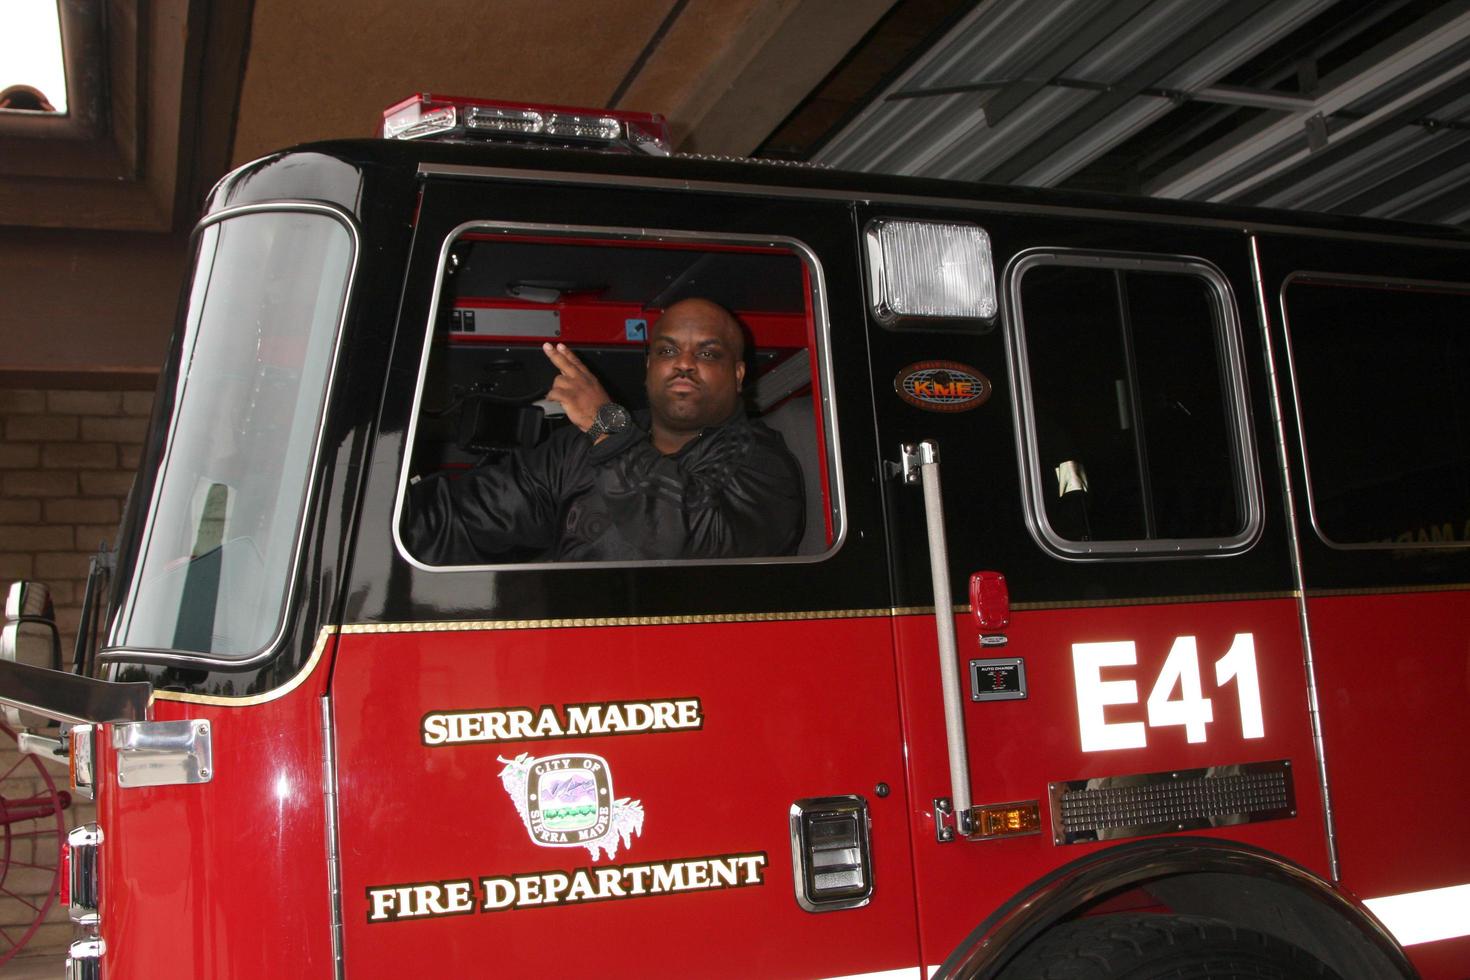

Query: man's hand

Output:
[543, 343, 611, 433]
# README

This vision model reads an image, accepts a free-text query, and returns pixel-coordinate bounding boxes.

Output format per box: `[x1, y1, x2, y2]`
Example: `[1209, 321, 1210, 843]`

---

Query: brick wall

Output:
[1, 387, 152, 657]
[0, 384, 152, 967]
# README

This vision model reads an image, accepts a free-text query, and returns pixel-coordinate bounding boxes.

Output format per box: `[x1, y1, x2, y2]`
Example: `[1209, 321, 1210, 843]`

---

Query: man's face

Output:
[644, 300, 746, 434]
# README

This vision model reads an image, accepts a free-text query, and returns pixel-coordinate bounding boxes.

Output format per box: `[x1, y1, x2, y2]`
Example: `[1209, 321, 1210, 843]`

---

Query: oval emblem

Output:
[894, 360, 992, 413]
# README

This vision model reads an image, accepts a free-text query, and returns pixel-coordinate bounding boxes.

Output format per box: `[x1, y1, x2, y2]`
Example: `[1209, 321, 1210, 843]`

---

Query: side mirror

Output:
[3, 581, 63, 726]
[3, 580, 63, 666]
[5, 579, 56, 621]
[0, 578, 150, 727]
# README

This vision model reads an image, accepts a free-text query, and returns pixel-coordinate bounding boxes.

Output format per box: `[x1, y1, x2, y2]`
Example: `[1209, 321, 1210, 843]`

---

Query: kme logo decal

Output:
[895, 360, 992, 412]
[498, 752, 644, 860]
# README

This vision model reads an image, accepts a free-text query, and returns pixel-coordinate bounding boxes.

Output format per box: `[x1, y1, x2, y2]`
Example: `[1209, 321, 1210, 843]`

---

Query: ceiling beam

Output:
[1183, 84, 1316, 112]
[1131, 0, 1419, 175]
[1235, 71, 1470, 209]
[176, 0, 257, 220]
[980, 0, 1154, 128]
[1145, 3, 1470, 200]
[981, 0, 1279, 184]
[620, 0, 896, 155]
[1350, 137, 1470, 219]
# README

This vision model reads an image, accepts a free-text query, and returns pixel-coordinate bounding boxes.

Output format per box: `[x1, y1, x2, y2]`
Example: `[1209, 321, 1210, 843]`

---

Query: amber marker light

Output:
[973, 801, 1042, 839]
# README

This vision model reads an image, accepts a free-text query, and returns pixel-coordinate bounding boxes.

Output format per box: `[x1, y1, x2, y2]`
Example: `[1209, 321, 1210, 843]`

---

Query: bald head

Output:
[659, 299, 745, 358]
[643, 298, 748, 452]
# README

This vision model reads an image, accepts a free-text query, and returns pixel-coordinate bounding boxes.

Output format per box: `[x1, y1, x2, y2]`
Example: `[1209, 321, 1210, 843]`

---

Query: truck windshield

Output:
[115, 208, 353, 659]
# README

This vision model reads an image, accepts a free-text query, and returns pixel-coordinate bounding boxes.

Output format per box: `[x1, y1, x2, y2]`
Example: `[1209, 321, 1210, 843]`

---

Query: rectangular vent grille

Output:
[1049, 760, 1295, 845]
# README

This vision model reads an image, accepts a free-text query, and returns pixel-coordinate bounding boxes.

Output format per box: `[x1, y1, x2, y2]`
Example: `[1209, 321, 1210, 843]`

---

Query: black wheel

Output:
[996, 913, 1342, 980]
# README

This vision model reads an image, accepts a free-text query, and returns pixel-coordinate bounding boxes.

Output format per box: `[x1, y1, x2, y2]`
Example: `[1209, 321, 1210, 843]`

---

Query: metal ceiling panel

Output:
[809, 0, 1470, 227]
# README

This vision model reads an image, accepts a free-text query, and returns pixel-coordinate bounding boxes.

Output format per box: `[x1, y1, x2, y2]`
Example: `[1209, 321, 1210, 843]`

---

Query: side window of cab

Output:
[393, 224, 840, 569]
[1282, 273, 1470, 548]
[1007, 249, 1262, 559]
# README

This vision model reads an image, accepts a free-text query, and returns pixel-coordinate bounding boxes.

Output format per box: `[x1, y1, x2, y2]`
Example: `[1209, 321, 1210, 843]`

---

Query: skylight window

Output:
[0, 0, 68, 114]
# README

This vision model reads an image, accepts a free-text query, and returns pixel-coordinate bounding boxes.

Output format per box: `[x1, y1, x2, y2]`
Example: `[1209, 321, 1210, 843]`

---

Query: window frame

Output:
[104, 201, 361, 669]
[1279, 269, 1470, 552]
[390, 219, 846, 573]
[1005, 247, 1263, 561]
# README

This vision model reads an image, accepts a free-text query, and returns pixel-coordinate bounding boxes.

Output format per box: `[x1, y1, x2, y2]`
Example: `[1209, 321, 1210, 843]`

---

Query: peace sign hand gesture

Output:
[543, 343, 612, 433]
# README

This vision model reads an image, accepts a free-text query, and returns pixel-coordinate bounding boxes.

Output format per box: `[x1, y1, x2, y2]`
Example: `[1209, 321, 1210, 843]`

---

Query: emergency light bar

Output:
[381, 94, 671, 155]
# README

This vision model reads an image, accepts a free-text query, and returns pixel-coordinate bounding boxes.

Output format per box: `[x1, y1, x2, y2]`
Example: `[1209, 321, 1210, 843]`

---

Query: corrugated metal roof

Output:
[811, 0, 1470, 227]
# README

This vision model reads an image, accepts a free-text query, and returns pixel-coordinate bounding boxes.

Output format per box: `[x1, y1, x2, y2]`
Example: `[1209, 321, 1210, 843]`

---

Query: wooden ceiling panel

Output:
[231, 0, 680, 164]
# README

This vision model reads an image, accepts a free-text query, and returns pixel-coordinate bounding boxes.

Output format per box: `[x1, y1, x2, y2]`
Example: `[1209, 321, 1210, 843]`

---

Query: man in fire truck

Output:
[402, 298, 805, 563]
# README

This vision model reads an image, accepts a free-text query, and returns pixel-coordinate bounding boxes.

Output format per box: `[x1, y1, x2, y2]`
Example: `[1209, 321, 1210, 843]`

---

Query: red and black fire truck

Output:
[2, 94, 1468, 979]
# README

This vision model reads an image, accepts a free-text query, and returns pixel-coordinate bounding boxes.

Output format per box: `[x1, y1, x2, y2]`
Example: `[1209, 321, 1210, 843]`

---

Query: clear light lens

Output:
[625, 121, 671, 155]
[379, 96, 671, 154]
[69, 723, 95, 799]
[544, 112, 622, 141]
[385, 105, 458, 140]
[465, 106, 543, 134]
[868, 219, 997, 320]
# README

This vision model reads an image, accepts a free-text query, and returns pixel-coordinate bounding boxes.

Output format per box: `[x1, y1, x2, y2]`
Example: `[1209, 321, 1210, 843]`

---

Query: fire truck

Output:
[2, 94, 1468, 979]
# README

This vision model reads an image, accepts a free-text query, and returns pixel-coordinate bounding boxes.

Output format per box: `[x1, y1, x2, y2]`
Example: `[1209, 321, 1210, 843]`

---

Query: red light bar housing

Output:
[380, 94, 671, 156]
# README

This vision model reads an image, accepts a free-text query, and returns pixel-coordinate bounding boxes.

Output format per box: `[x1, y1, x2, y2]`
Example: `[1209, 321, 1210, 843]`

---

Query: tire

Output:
[995, 913, 1343, 980]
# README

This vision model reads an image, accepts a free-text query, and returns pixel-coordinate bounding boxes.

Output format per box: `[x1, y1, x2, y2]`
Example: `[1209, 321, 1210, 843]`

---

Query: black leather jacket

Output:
[403, 410, 804, 564]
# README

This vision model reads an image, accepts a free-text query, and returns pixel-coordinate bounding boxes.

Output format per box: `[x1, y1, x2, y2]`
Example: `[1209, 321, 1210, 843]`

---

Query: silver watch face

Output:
[595, 402, 630, 433]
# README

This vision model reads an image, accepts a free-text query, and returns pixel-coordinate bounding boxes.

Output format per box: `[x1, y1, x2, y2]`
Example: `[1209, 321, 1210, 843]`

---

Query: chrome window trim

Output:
[1004, 248, 1264, 561]
[391, 219, 847, 573]
[320, 696, 346, 980]
[1279, 269, 1470, 552]
[417, 162, 1470, 252]
[102, 201, 361, 670]
[1250, 239, 1338, 879]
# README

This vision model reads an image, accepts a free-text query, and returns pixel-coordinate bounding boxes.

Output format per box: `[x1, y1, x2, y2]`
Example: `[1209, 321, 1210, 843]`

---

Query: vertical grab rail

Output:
[902, 441, 975, 839]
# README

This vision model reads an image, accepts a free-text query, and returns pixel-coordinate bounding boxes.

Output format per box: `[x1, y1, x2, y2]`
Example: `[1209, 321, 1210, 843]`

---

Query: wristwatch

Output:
[587, 402, 631, 440]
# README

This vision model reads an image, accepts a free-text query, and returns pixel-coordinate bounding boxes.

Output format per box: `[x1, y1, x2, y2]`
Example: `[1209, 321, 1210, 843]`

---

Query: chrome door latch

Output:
[113, 719, 213, 788]
[934, 797, 979, 843]
[899, 441, 938, 485]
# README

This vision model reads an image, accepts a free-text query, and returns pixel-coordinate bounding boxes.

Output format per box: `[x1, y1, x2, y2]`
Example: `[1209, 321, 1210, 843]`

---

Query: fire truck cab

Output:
[3, 96, 1469, 979]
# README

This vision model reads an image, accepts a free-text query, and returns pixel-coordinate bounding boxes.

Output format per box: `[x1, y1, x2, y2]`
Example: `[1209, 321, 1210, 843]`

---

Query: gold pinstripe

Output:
[340, 590, 1301, 635]
[337, 607, 893, 634]
[1305, 582, 1470, 599]
[141, 582, 1466, 705]
[150, 628, 336, 707]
